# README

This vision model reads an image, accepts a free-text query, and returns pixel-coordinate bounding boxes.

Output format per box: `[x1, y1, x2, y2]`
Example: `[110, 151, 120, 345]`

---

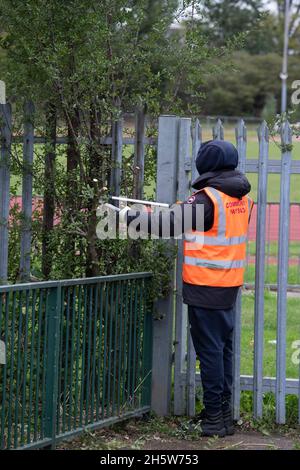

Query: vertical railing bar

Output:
[85, 285, 94, 424]
[276, 121, 292, 424]
[111, 281, 120, 415]
[43, 284, 61, 449]
[0, 103, 12, 285]
[20, 290, 30, 445]
[62, 287, 71, 433]
[191, 118, 202, 184]
[79, 285, 88, 426]
[40, 289, 49, 440]
[117, 281, 124, 414]
[141, 278, 153, 407]
[20, 101, 35, 282]
[133, 107, 145, 199]
[233, 119, 247, 420]
[212, 118, 224, 140]
[106, 283, 115, 418]
[96, 284, 104, 421]
[0, 291, 9, 448]
[110, 117, 123, 204]
[101, 283, 109, 419]
[90, 283, 99, 423]
[34, 289, 44, 441]
[14, 291, 23, 447]
[27, 289, 37, 444]
[299, 350, 300, 425]
[74, 285, 82, 429]
[0, 292, 3, 330]
[56, 287, 64, 435]
[122, 282, 129, 410]
[266, 204, 272, 284]
[186, 332, 196, 417]
[131, 280, 139, 407]
[68, 286, 76, 430]
[0, 292, 4, 448]
[136, 280, 144, 406]
[7, 291, 16, 449]
[174, 117, 191, 416]
[253, 121, 269, 419]
[127, 281, 134, 409]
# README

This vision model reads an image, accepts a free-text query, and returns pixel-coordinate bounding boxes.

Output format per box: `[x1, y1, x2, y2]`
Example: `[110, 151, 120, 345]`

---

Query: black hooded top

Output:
[182, 140, 251, 308]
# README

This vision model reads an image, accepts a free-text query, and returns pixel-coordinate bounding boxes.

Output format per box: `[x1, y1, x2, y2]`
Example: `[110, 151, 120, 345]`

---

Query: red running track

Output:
[248, 203, 300, 241]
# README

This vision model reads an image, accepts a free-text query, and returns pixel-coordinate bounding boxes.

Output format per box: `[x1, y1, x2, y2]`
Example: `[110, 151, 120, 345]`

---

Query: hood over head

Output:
[195, 140, 238, 175]
[192, 140, 250, 199]
[192, 169, 251, 199]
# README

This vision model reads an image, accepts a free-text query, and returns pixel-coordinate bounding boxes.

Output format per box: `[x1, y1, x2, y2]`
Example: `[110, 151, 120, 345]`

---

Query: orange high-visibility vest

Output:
[183, 187, 254, 287]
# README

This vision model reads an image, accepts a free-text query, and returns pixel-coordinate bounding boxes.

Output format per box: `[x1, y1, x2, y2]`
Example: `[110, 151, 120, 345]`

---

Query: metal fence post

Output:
[43, 284, 62, 448]
[213, 118, 224, 140]
[0, 103, 12, 284]
[276, 121, 292, 424]
[233, 119, 247, 420]
[20, 101, 35, 282]
[151, 115, 179, 416]
[174, 118, 191, 415]
[253, 121, 269, 419]
[186, 119, 202, 417]
[110, 117, 123, 205]
[191, 119, 202, 184]
[141, 287, 153, 407]
[133, 107, 145, 200]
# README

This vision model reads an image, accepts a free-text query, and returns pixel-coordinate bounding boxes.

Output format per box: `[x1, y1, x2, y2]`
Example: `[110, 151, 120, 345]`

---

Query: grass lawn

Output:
[240, 290, 300, 379]
[244, 240, 300, 285]
[244, 264, 300, 285]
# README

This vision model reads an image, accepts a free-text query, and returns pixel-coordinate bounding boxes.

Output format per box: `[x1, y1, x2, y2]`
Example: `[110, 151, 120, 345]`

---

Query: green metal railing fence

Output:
[0, 272, 153, 449]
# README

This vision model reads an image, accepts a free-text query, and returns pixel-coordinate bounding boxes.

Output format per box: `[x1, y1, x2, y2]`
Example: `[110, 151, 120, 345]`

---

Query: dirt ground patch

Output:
[57, 416, 300, 451]
[136, 432, 297, 450]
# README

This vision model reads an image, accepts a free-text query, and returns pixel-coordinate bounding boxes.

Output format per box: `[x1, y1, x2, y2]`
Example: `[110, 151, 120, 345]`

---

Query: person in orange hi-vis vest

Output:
[107, 140, 253, 438]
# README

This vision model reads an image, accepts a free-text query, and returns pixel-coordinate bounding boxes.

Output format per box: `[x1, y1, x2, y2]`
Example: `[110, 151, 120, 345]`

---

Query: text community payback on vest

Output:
[226, 199, 248, 215]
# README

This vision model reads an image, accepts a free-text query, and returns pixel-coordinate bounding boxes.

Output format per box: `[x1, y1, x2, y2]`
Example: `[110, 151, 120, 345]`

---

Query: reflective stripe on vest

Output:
[182, 187, 253, 287]
[184, 257, 245, 269]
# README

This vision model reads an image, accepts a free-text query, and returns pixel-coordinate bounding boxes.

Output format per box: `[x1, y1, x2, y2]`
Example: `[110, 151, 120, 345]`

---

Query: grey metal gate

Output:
[152, 116, 300, 425]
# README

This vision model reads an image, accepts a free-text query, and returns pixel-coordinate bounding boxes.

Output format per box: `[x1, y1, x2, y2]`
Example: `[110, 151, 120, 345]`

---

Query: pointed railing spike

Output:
[280, 120, 293, 146]
[191, 118, 202, 182]
[235, 119, 247, 174]
[212, 118, 224, 140]
[257, 120, 269, 142]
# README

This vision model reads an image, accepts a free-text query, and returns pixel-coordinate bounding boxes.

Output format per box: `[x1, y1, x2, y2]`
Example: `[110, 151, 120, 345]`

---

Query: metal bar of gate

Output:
[233, 119, 247, 420]
[276, 122, 292, 424]
[253, 121, 269, 418]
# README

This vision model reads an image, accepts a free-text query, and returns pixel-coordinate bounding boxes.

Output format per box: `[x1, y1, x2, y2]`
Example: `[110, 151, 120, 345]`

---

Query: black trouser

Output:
[188, 305, 235, 415]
